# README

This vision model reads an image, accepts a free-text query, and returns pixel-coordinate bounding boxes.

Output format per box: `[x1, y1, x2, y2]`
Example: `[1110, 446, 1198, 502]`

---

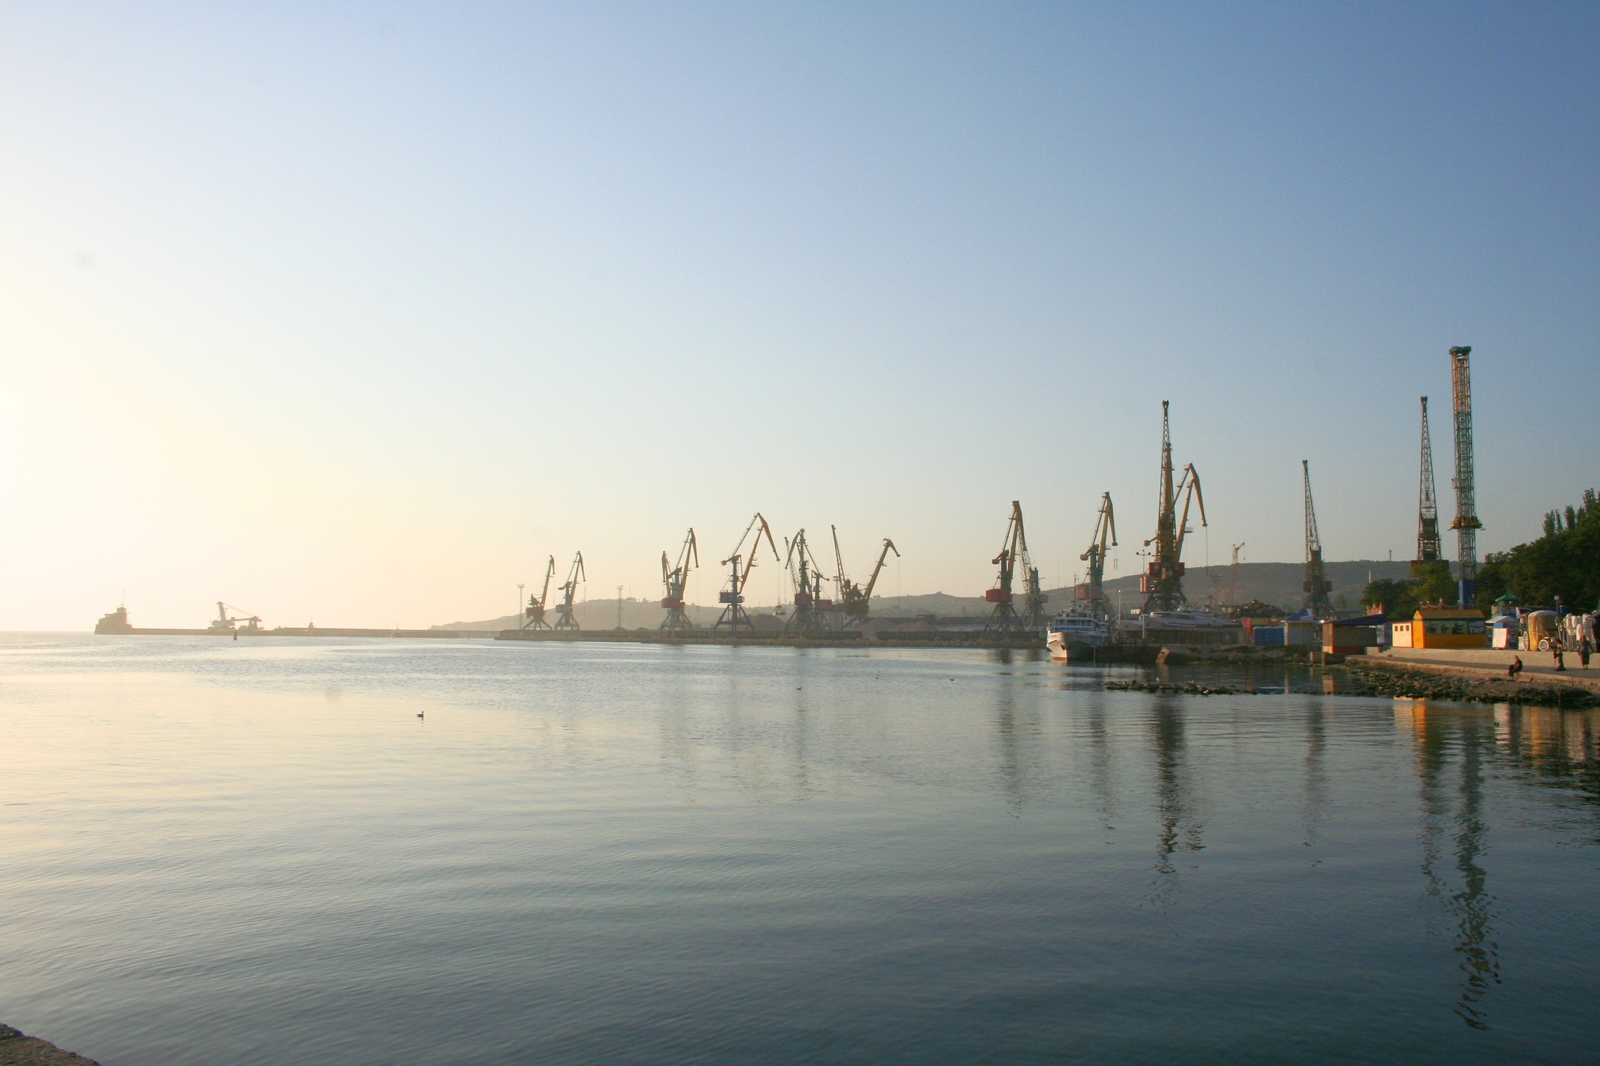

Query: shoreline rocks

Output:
[0, 1025, 101, 1066]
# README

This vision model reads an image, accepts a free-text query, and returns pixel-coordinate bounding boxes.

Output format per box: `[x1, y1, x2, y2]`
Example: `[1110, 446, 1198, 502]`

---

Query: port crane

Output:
[1301, 460, 1333, 618]
[1077, 492, 1117, 619]
[1141, 401, 1206, 613]
[983, 501, 1031, 637]
[659, 529, 698, 634]
[713, 513, 779, 634]
[832, 527, 898, 628]
[1413, 396, 1442, 572]
[1017, 510, 1047, 630]
[553, 551, 585, 631]
[783, 529, 833, 636]
[523, 555, 555, 630]
[208, 602, 262, 632]
[1449, 346, 1481, 606]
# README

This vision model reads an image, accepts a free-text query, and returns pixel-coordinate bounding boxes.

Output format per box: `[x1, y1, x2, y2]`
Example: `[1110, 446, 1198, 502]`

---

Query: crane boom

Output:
[860, 538, 900, 601]
[1415, 396, 1441, 567]
[831, 525, 848, 599]
[537, 555, 555, 606]
[1302, 460, 1333, 617]
[1079, 492, 1117, 614]
[1172, 465, 1206, 560]
[727, 513, 778, 594]
[553, 551, 585, 630]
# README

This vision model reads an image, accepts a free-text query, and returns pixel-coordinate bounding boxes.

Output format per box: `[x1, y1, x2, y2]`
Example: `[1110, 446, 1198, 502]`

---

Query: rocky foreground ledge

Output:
[0, 1026, 100, 1066]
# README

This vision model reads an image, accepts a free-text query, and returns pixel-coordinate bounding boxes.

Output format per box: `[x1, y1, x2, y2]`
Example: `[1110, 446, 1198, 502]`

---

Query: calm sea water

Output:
[2, 635, 1597, 1065]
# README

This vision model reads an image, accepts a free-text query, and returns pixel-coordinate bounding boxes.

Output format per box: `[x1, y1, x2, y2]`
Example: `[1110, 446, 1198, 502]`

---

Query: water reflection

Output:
[1496, 705, 1600, 831]
[1085, 691, 1118, 839]
[992, 666, 1047, 816]
[1302, 702, 1327, 847]
[1148, 696, 1204, 906]
[1405, 703, 1501, 1029]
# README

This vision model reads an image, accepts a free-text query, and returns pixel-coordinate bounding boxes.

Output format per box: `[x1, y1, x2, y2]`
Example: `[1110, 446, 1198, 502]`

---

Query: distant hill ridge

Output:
[432, 559, 1414, 630]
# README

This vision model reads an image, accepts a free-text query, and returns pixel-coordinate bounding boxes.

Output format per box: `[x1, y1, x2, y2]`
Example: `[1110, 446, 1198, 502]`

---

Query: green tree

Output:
[1478, 488, 1600, 610]
[1411, 561, 1458, 607]
[1361, 578, 1416, 619]
[1361, 561, 1459, 619]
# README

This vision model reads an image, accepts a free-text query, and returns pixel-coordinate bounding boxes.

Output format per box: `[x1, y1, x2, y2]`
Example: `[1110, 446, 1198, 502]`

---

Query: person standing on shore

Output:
[1554, 640, 1566, 672]
[1581, 638, 1593, 670]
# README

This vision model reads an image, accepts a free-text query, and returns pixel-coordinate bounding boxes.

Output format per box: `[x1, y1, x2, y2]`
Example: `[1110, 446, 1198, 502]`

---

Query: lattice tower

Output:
[1449, 346, 1481, 604]
[1301, 460, 1333, 617]
[1415, 397, 1441, 567]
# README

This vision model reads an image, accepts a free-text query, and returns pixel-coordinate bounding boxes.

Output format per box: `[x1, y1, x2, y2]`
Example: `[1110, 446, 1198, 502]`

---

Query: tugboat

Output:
[94, 605, 134, 634]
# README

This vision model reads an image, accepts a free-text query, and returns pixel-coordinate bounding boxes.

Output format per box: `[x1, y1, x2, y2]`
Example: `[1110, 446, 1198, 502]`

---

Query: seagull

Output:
[416, 712, 424, 719]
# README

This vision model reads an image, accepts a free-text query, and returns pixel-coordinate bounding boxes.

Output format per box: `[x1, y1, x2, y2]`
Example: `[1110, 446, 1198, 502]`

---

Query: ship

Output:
[1045, 612, 1111, 661]
[207, 602, 262, 632]
[1134, 608, 1244, 646]
[94, 605, 134, 634]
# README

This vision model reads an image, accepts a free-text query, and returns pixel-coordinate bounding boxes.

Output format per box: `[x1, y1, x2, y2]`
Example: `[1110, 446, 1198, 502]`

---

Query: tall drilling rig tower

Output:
[1301, 460, 1334, 618]
[1141, 402, 1206, 613]
[1413, 396, 1442, 572]
[1449, 346, 1482, 606]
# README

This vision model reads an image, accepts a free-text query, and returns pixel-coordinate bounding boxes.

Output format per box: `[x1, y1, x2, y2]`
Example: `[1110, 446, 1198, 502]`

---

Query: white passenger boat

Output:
[1046, 613, 1111, 660]
[1135, 609, 1244, 646]
[1140, 610, 1239, 631]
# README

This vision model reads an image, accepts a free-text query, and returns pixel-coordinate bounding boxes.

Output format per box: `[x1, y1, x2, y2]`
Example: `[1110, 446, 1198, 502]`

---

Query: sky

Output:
[1, 2, 1596, 630]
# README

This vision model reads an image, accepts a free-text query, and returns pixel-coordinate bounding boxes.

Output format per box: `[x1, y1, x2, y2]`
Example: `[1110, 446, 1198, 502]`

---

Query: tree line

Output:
[1362, 488, 1598, 617]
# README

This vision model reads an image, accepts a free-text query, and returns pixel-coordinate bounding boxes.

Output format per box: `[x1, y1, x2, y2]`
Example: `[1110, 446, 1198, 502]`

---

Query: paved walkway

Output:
[1369, 648, 1600, 692]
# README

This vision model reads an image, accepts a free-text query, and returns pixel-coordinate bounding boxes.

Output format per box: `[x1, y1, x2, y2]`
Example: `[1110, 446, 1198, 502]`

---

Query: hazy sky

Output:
[3, 2, 1596, 630]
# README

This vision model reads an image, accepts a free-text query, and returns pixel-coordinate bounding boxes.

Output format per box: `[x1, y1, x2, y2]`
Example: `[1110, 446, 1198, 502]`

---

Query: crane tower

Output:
[659, 530, 697, 633]
[1301, 460, 1333, 618]
[833, 527, 899, 629]
[523, 555, 555, 630]
[1077, 492, 1117, 620]
[713, 513, 779, 634]
[983, 502, 1032, 638]
[553, 552, 585, 630]
[1414, 396, 1442, 571]
[1227, 543, 1244, 609]
[1449, 346, 1481, 606]
[1141, 402, 1206, 613]
[782, 528, 833, 636]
